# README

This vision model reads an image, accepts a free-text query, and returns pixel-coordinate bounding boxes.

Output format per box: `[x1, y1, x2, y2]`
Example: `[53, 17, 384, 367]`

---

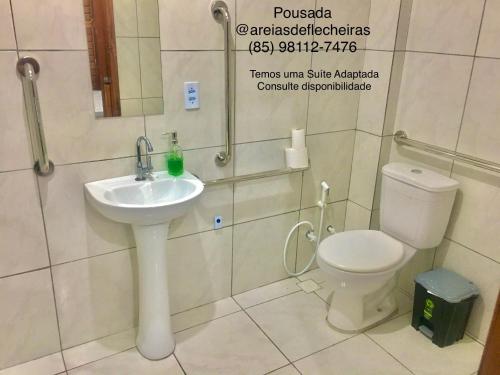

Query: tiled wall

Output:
[350, 0, 500, 345]
[0, 0, 378, 370]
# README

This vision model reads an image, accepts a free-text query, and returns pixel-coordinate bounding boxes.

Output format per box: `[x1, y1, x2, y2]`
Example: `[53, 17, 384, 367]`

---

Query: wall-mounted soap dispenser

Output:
[163, 131, 184, 176]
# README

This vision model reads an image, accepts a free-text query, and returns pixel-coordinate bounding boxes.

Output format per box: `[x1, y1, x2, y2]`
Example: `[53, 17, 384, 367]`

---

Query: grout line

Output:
[449, 0, 488, 179]
[64, 347, 134, 372]
[0, 265, 51, 280]
[443, 237, 500, 265]
[173, 309, 242, 335]
[172, 353, 187, 375]
[50, 247, 136, 268]
[233, 299, 294, 364]
[363, 333, 416, 375]
[235, 288, 303, 310]
[292, 334, 361, 364]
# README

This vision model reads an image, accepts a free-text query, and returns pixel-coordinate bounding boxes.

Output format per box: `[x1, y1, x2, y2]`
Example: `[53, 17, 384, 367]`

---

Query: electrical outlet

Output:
[214, 215, 223, 230]
[184, 82, 200, 109]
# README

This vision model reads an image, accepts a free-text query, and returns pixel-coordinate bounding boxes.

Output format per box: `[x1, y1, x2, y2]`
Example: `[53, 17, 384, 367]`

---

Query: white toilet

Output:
[317, 162, 459, 332]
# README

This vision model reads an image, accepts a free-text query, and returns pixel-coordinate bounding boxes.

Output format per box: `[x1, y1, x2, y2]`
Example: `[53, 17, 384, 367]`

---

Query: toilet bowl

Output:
[317, 230, 416, 332]
[317, 162, 459, 332]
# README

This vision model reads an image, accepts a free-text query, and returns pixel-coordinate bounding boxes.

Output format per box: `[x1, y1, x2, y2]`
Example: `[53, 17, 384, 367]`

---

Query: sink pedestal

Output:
[133, 223, 175, 360]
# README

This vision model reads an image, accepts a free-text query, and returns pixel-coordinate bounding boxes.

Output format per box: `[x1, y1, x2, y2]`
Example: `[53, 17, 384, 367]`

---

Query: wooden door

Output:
[84, 0, 121, 117]
[478, 291, 500, 374]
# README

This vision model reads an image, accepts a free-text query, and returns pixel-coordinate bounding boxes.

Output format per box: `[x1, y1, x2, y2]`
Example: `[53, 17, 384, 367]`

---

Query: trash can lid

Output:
[415, 268, 480, 303]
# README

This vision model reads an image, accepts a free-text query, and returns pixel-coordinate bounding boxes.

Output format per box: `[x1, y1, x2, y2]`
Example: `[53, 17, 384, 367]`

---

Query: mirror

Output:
[83, 0, 164, 118]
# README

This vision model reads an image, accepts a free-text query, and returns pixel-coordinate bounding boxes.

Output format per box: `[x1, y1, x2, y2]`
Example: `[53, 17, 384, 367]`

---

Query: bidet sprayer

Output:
[319, 181, 330, 207]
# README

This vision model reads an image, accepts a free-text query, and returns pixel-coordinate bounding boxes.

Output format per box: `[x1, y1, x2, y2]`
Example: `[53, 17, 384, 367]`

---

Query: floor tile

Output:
[246, 292, 352, 361]
[233, 278, 300, 309]
[67, 348, 183, 375]
[294, 334, 412, 375]
[367, 313, 483, 375]
[171, 297, 241, 333]
[297, 268, 328, 283]
[63, 328, 136, 370]
[297, 280, 320, 293]
[174, 311, 288, 375]
[267, 365, 301, 375]
[0, 352, 64, 375]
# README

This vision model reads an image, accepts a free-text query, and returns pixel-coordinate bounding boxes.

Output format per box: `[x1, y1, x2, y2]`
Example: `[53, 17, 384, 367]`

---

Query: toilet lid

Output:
[318, 230, 405, 273]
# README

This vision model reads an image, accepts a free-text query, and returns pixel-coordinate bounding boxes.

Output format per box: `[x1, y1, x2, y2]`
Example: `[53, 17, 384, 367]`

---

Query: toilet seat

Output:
[318, 230, 404, 273]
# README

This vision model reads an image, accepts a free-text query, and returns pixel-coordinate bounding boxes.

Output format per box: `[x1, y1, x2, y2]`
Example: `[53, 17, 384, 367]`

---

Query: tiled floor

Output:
[1, 270, 484, 375]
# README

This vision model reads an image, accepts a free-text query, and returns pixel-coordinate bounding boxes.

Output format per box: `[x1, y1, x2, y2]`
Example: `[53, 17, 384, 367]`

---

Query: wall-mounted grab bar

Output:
[394, 130, 500, 174]
[204, 162, 310, 186]
[212, 1, 232, 167]
[17, 57, 54, 176]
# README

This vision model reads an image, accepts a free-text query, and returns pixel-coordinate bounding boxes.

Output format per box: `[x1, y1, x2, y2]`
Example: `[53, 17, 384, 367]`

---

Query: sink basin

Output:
[85, 171, 204, 225]
[84, 170, 204, 360]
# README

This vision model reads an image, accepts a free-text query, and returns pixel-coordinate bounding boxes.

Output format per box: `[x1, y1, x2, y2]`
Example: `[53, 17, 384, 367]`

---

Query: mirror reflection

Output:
[83, 0, 164, 118]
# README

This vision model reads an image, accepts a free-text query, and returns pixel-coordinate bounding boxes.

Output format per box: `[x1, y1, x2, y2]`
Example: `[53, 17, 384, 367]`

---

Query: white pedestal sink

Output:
[84, 171, 204, 359]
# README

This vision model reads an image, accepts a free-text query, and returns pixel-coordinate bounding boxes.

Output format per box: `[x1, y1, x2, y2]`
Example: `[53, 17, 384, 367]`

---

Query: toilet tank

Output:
[380, 163, 459, 249]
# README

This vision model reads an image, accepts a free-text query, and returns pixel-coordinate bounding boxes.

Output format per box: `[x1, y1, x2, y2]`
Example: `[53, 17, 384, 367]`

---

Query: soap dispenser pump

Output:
[164, 131, 184, 176]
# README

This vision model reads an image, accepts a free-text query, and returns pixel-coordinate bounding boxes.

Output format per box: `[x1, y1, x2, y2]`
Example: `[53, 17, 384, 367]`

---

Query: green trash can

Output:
[411, 268, 479, 348]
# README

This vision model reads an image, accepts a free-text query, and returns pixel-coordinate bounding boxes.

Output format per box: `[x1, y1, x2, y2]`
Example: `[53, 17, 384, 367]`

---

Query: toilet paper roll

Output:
[285, 147, 309, 169]
[291, 128, 306, 149]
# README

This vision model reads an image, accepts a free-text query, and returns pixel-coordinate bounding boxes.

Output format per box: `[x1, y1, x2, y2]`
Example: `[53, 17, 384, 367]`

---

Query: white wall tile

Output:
[169, 184, 233, 238]
[366, 0, 401, 50]
[447, 163, 500, 263]
[0, 0, 15, 49]
[236, 0, 315, 49]
[357, 51, 393, 136]
[235, 51, 310, 143]
[235, 139, 289, 175]
[348, 131, 382, 209]
[0, 52, 33, 172]
[458, 58, 500, 164]
[167, 228, 232, 313]
[435, 239, 500, 343]
[477, 0, 500, 58]
[0, 171, 48, 278]
[307, 52, 364, 134]
[315, 0, 371, 46]
[397, 248, 435, 295]
[344, 201, 371, 230]
[234, 173, 302, 224]
[0, 270, 60, 370]
[39, 158, 136, 265]
[52, 249, 138, 349]
[233, 212, 299, 294]
[159, 0, 235, 50]
[296, 201, 347, 271]
[406, 0, 484, 55]
[11, 0, 87, 50]
[301, 131, 355, 207]
[32, 51, 144, 165]
[146, 51, 225, 152]
[395, 52, 473, 150]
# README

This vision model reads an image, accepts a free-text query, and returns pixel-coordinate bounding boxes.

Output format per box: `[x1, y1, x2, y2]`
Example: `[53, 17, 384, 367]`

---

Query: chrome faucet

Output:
[136, 136, 154, 181]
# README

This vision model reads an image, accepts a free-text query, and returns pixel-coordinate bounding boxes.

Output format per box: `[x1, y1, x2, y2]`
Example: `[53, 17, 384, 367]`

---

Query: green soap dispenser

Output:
[165, 131, 184, 176]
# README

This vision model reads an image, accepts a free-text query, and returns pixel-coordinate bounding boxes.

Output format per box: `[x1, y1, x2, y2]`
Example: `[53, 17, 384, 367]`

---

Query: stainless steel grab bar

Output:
[204, 162, 310, 186]
[394, 130, 500, 174]
[212, 1, 232, 167]
[17, 57, 54, 176]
